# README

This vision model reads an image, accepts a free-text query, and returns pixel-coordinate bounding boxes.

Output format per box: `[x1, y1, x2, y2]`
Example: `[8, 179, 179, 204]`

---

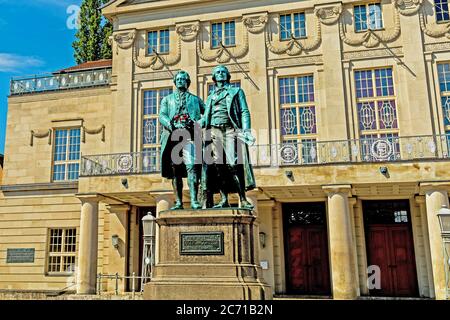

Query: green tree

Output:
[101, 18, 113, 60]
[72, 0, 112, 64]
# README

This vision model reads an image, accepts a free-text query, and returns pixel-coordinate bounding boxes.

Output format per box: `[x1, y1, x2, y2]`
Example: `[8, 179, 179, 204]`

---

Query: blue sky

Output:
[0, 0, 82, 154]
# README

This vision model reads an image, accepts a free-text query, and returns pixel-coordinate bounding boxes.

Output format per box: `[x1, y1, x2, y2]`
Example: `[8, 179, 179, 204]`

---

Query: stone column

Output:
[76, 195, 100, 294]
[247, 194, 260, 264]
[323, 185, 358, 300]
[155, 194, 173, 265]
[106, 204, 130, 292]
[415, 195, 436, 298]
[420, 183, 450, 300]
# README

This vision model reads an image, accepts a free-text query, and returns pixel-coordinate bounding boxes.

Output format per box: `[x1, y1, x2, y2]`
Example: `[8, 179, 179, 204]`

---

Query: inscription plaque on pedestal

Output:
[7, 248, 35, 263]
[180, 232, 224, 255]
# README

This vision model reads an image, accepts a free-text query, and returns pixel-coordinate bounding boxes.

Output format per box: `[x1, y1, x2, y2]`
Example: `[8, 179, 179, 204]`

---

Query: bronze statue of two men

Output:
[159, 66, 256, 211]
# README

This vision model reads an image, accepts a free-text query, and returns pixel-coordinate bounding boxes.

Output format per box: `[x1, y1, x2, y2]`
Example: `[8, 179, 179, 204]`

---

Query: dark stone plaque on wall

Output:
[180, 232, 224, 255]
[6, 248, 35, 263]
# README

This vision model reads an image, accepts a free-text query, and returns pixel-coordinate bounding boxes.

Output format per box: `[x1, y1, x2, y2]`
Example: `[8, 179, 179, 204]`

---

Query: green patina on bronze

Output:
[159, 66, 256, 210]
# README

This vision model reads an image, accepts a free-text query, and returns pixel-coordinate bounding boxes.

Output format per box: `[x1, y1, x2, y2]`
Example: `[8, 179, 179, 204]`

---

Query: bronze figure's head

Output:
[212, 65, 231, 84]
[173, 70, 191, 91]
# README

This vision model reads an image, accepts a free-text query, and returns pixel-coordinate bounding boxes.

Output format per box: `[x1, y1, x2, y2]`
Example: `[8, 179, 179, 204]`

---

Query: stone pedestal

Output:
[143, 209, 272, 300]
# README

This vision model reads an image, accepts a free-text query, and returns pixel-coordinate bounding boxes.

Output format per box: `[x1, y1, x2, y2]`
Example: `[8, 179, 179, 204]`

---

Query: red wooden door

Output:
[288, 227, 308, 292]
[389, 226, 418, 296]
[307, 227, 331, 294]
[367, 224, 418, 297]
[287, 225, 330, 295]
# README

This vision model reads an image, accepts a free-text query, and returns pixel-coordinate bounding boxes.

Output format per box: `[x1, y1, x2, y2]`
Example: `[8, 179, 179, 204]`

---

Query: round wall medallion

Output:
[280, 144, 298, 163]
[117, 155, 133, 173]
[371, 139, 393, 161]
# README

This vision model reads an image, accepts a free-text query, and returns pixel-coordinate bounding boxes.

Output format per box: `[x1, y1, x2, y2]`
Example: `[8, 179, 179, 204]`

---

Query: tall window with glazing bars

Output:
[147, 29, 170, 55]
[47, 228, 76, 274]
[354, 3, 383, 32]
[437, 63, 450, 153]
[279, 12, 306, 40]
[435, 0, 450, 22]
[279, 75, 317, 164]
[211, 21, 236, 48]
[53, 128, 81, 181]
[354, 67, 400, 161]
[143, 88, 172, 172]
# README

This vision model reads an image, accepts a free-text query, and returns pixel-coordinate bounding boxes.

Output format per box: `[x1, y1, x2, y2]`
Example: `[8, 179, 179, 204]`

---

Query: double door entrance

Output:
[284, 203, 331, 295]
[363, 200, 418, 297]
[284, 200, 419, 298]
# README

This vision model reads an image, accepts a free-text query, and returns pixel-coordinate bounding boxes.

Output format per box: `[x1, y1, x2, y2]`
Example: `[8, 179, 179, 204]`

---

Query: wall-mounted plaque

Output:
[6, 248, 35, 263]
[180, 232, 224, 255]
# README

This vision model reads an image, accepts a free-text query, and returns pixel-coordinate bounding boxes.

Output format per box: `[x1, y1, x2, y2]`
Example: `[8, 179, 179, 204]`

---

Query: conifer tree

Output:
[72, 0, 112, 64]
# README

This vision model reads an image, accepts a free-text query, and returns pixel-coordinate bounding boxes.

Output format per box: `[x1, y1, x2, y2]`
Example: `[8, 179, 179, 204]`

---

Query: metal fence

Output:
[10, 68, 112, 95]
[97, 272, 151, 297]
[80, 134, 450, 177]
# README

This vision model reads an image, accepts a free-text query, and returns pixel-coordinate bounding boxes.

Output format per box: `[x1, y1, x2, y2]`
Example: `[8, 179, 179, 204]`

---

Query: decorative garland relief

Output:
[30, 129, 52, 146]
[339, 5, 401, 48]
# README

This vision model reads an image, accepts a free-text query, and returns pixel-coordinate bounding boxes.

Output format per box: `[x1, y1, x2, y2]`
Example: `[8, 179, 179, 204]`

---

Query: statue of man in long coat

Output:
[159, 71, 204, 210]
[201, 65, 256, 209]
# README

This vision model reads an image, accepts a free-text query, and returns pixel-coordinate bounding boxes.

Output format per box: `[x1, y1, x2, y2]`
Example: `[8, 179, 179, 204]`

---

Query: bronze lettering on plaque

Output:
[180, 232, 224, 255]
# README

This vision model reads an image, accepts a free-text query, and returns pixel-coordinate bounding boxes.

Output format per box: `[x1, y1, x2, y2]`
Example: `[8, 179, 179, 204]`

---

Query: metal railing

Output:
[80, 134, 450, 177]
[97, 272, 151, 298]
[10, 68, 112, 95]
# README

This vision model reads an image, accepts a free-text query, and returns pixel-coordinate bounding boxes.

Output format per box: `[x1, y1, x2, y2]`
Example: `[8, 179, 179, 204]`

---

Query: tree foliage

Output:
[73, 0, 112, 64]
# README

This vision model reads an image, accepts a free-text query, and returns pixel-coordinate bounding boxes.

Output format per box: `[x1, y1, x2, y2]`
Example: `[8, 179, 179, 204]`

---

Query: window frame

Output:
[435, 0, 450, 23]
[46, 228, 77, 276]
[141, 87, 173, 172]
[354, 67, 399, 137]
[353, 2, 384, 33]
[51, 127, 81, 182]
[210, 20, 237, 49]
[279, 12, 307, 41]
[437, 62, 450, 137]
[278, 74, 318, 164]
[146, 28, 171, 56]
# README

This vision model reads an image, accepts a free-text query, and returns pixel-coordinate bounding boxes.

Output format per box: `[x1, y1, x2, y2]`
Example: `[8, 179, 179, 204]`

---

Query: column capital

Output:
[419, 182, 450, 195]
[322, 185, 353, 197]
[76, 193, 104, 203]
[153, 192, 174, 203]
[106, 204, 131, 214]
[257, 200, 277, 209]
[348, 197, 357, 207]
[414, 195, 426, 205]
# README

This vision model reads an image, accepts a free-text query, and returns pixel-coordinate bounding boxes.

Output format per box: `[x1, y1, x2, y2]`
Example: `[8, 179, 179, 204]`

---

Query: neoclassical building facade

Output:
[1, 0, 450, 299]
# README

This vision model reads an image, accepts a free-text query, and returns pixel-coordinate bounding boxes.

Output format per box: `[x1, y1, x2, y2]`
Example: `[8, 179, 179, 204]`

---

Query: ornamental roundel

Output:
[280, 144, 298, 163]
[117, 154, 133, 173]
[371, 139, 393, 161]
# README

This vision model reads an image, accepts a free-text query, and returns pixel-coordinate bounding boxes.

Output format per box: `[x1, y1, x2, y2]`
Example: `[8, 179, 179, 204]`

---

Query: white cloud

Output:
[0, 53, 44, 73]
